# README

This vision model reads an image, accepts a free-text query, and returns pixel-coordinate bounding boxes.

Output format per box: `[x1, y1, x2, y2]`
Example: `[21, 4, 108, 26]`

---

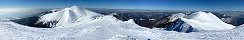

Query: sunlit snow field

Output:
[0, 6, 244, 40]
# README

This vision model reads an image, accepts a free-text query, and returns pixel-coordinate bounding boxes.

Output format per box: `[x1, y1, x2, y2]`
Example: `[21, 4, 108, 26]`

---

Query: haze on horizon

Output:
[0, 0, 244, 11]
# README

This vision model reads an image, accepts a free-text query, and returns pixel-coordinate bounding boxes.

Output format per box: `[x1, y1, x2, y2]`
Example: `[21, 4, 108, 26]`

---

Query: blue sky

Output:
[0, 0, 244, 11]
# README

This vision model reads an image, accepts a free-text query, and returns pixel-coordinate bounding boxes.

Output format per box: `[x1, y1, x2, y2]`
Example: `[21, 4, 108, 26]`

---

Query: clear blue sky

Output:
[0, 0, 244, 11]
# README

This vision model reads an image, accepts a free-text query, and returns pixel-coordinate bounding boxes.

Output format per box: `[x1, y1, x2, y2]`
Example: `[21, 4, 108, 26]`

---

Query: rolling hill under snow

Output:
[0, 6, 243, 40]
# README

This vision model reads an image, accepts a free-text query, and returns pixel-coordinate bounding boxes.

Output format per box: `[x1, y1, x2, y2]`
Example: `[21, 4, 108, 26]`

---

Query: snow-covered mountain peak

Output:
[37, 6, 101, 27]
[187, 11, 212, 22]
[166, 11, 236, 32]
[181, 11, 236, 30]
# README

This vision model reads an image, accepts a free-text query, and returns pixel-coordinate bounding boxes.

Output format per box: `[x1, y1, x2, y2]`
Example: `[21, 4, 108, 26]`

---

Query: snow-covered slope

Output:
[181, 11, 236, 30]
[168, 13, 186, 22]
[1, 6, 243, 40]
[1, 15, 244, 40]
[165, 11, 236, 32]
[0, 6, 163, 40]
[37, 6, 101, 27]
[166, 18, 194, 33]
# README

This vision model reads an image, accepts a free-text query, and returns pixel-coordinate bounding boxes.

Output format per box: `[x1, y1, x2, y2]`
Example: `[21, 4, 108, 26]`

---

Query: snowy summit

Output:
[181, 11, 236, 30]
[166, 11, 236, 32]
[37, 6, 100, 27]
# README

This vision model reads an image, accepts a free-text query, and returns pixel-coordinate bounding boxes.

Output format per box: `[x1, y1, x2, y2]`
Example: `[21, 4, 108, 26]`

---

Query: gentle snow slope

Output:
[181, 11, 235, 30]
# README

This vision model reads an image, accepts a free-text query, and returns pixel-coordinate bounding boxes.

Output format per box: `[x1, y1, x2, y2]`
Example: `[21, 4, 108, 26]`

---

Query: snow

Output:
[1, 19, 244, 40]
[0, 15, 163, 40]
[149, 19, 155, 20]
[0, 6, 243, 40]
[166, 19, 194, 33]
[168, 13, 186, 22]
[37, 6, 101, 27]
[181, 11, 236, 30]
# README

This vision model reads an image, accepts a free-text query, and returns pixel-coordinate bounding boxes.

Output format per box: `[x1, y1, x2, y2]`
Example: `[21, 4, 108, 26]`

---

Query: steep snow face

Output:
[37, 6, 101, 27]
[181, 11, 236, 30]
[166, 19, 194, 33]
